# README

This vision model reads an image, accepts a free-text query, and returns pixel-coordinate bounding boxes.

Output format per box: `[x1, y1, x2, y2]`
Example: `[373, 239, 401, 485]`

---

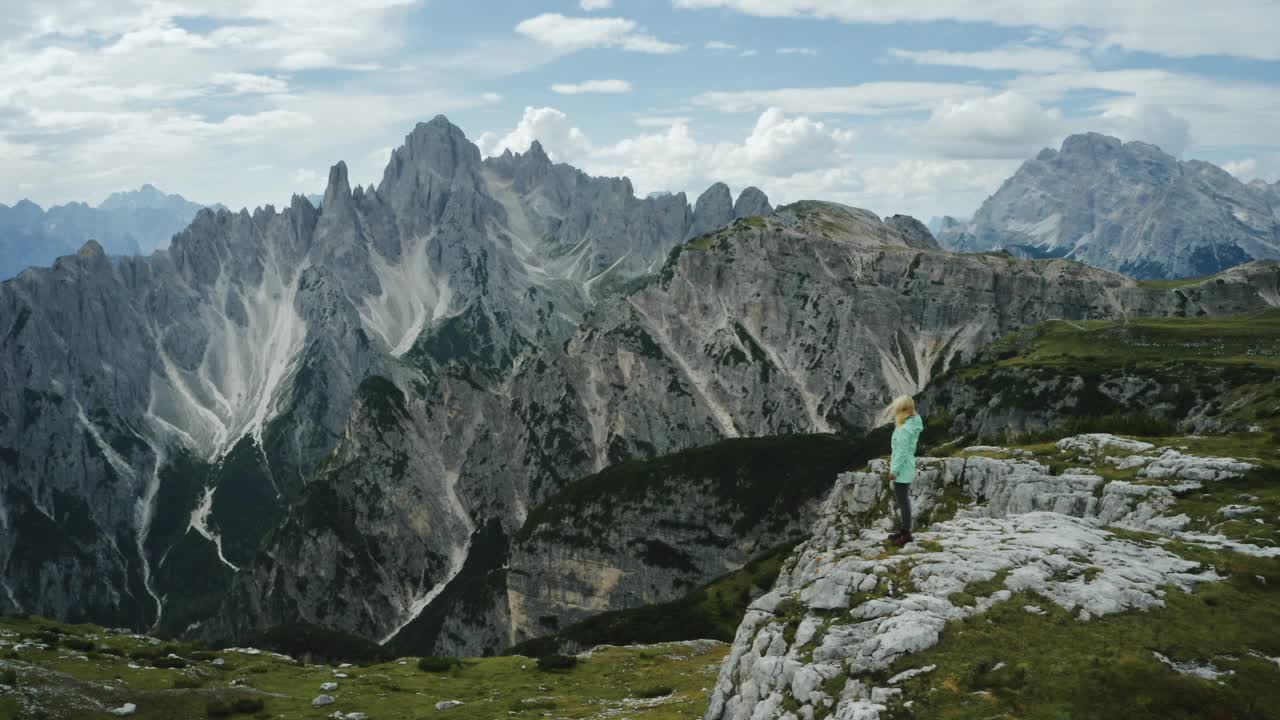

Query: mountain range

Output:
[937, 132, 1280, 279]
[1, 115, 1278, 660]
[0, 184, 218, 281]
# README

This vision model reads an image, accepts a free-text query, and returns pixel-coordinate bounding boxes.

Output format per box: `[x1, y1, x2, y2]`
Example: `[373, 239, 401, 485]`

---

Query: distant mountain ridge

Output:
[0, 185, 218, 280]
[936, 133, 1280, 279]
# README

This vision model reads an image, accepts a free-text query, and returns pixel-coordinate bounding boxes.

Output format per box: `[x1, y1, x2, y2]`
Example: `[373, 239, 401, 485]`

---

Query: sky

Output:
[3, 0, 1280, 222]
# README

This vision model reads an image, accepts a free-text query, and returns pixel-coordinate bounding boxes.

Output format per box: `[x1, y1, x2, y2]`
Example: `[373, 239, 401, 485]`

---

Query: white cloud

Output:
[889, 45, 1088, 73]
[477, 106, 857, 204]
[580, 0, 614, 8]
[515, 13, 684, 54]
[477, 106, 593, 162]
[919, 91, 1064, 158]
[551, 79, 633, 95]
[1222, 158, 1257, 179]
[671, 0, 1280, 61]
[1095, 102, 1191, 157]
[210, 72, 289, 95]
[294, 168, 326, 192]
[740, 49, 758, 56]
[695, 82, 989, 115]
[706, 40, 736, 50]
[777, 47, 818, 55]
[1007, 69, 1280, 149]
[714, 108, 856, 176]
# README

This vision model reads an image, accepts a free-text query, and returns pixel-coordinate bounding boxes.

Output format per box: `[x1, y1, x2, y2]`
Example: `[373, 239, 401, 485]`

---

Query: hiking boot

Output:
[887, 529, 906, 543]
[892, 531, 913, 548]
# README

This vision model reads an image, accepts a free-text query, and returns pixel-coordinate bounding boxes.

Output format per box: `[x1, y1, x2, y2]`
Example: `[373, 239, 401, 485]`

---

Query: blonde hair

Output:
[891, 395, 916, 427]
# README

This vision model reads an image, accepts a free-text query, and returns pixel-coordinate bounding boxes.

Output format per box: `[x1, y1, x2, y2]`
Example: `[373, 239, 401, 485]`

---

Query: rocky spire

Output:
[686, 182, 735, 241]
[733, 186, 772, 219]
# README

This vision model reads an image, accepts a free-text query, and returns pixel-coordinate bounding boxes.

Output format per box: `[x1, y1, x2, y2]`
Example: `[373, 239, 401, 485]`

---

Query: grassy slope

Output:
[0, 614, 726, 720]
[934, 308, 1280, 439]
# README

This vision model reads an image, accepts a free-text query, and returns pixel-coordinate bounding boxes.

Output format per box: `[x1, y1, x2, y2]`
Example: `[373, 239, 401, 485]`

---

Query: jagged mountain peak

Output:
[323, 161, 352, 208]
[938, 132, 1280, 279]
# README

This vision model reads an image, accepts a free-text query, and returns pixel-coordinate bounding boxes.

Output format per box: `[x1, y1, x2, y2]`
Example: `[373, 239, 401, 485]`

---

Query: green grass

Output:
[0, 614, 727, 720]
[884, 544, 1280, 720]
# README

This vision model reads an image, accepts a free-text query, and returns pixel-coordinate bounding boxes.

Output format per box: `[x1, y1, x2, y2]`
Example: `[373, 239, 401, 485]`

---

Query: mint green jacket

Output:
[890, 414, 924, 484]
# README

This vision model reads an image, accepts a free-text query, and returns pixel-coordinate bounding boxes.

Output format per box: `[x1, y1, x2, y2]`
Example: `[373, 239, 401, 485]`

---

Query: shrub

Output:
[173, 676, 205, 689]
[536, 654, 578, 672]
[635, 685, 675, 699]
[417, 656, 461, 673]
[99, 647, 125, 657]
[62, 637, 94, 652]
[206, 697, 264, 717]
[129, 647, 164, 661]
[1, 668, 17, 686]
[151, 656, 188, 669]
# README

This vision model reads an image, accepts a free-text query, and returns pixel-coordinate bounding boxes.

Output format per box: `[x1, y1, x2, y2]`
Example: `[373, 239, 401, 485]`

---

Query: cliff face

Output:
[705, 433, 1277, 719]
[937, 133, 1280, 279]
[4, 113, 1280, 657]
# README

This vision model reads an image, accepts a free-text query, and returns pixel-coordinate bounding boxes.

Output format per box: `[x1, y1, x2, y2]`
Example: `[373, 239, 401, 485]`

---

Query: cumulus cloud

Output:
[706, 40, 736, 50]
[777, 47, 819, 55]
[713, 108, 855, 176]
[476, 106, 593, 162]
[475, 105, 858, 203]
[919, 91, 1065, 158]
[551, 79, 633, 94]
[515, 13, 684, 54]
[580, 0, 613, 8]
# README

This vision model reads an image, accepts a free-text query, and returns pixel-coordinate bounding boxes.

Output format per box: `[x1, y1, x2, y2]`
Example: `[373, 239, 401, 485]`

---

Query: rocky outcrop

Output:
[883, 215, 940, 251]
[734, 187, 773, 219]
[937, 133, 1280, 279]
[687, 183, 736, 240]
[704, 435, 1268, 720]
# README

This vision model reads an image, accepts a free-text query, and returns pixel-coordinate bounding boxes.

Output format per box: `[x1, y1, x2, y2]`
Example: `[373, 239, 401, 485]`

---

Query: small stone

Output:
[333, 672, 349, 678]
[313, 695, 336, 707]
[339, 662, 353, 668]
[436, 700, 465, 710]
[212, 658, 225, 667]
[1023, 605, 1046, 615]
[110, 704, 137, 716]
[321, 682, 339, 691]
[1257, 576, 1267, 586]
[344, 713, 369, 720]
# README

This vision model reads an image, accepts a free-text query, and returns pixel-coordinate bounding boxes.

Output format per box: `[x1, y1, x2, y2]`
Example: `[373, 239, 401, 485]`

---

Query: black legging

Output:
[893, 482, 912, 533]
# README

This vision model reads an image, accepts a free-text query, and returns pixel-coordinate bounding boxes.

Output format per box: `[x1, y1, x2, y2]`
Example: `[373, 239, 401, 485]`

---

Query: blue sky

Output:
[3, 0, 1280, 221]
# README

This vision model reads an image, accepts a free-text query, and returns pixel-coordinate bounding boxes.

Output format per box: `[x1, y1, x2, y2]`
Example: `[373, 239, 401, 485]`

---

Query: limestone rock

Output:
[733, 186, 773, 219]
[936, 132, 1280, 278]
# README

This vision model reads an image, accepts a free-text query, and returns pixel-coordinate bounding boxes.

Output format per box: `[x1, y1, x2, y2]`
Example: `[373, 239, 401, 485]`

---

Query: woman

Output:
[887, 395, 924, 547]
